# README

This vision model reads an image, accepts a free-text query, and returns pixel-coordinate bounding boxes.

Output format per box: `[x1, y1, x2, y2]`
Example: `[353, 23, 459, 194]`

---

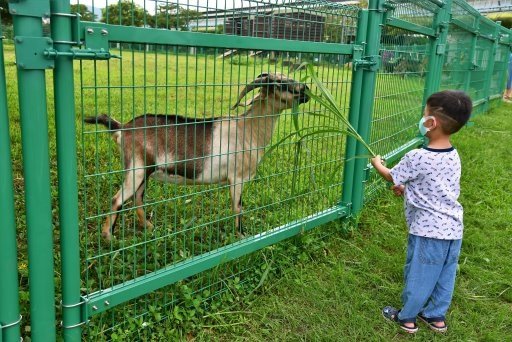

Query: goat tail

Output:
[84, 114, 122, 131]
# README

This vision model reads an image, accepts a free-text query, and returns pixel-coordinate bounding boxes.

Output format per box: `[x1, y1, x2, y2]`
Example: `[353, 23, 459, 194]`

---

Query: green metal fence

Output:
[2, 0, 511, 340]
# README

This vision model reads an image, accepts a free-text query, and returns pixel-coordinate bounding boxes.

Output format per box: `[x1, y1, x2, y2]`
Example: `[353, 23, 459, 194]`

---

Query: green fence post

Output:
[0, 23, 22, 342]
[10, 1, 57, 340]
[482, 22, 501, 110]
[423, 0, 452, 103]
[464, 17, 480, 93]
[349, 0, 386, 215]
[341, 9, 368, 213]
[49, 1, 82, 340]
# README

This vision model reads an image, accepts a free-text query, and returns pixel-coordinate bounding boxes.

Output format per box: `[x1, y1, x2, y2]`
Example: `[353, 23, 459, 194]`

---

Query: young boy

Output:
[503, 53, 512, 102]
[371, 90, 472, 334]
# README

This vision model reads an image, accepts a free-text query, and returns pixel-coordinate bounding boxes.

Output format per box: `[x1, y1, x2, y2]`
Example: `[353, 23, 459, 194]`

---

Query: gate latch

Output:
[353, 55, 381, 71]
[44, 25, 119, 61]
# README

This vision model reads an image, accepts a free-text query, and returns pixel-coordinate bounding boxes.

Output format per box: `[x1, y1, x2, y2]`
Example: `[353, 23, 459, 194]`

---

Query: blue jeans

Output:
[397, 234, 462, 323]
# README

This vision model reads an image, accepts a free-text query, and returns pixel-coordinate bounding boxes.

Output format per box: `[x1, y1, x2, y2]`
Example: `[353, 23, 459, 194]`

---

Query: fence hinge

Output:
[436, 21, 449, 35]
[338, 203, 351, 217]
[353, 55, 381, 71]
[470, 63, 480, 70]
[436, 43, 446, 55]
[499, 33, 510, 45]
[0, 314, 22, 342]
[60, 296, 90, 330]
[377, 0, 395, 12]
[51, 12, 82, 46]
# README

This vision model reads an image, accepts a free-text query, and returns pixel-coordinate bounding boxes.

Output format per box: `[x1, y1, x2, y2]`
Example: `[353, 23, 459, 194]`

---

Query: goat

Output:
[84, 73, 310, 241]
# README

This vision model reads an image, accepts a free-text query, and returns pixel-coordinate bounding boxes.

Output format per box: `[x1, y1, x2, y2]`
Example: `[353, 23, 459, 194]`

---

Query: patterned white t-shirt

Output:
[389, 147, 463, 240]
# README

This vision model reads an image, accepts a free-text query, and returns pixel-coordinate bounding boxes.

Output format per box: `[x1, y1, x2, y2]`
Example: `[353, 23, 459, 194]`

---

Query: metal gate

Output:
[3, 0, 511, 340]
[76, 2, 360, 338]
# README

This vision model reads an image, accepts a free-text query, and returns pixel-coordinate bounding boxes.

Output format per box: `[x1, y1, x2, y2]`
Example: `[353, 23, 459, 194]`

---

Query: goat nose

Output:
[299, 92, 310, 104]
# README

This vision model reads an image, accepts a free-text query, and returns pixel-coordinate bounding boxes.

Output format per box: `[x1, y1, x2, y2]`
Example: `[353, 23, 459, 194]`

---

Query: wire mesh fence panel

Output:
[75, 0, 360, 337]
[441, 25, 474, 91]
[365, 24, 431, 199]
[451, 0, 478, 28]
[492, 42, 511, 96]
[79, 47, 351, 283]
[470, 37, 494, 102]
[390, 0, 439, 28]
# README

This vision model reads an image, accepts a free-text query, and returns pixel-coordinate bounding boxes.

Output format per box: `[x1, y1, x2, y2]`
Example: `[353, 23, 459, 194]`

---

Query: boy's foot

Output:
[418, 313, 447, 333]
[382, 306, 418, 334]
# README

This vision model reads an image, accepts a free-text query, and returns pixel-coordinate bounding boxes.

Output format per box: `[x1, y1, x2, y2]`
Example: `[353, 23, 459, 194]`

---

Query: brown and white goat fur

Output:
[85, 73, 310, 240]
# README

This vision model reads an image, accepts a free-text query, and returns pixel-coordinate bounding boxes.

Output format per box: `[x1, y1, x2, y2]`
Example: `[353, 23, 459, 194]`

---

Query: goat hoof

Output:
[139, 220, 154, 230]
[145, 221, 154, 231]
[102, 230, 112, 241]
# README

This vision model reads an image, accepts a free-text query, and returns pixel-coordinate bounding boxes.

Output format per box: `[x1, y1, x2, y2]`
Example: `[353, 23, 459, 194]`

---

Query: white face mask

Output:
[418, 116, 435, 136]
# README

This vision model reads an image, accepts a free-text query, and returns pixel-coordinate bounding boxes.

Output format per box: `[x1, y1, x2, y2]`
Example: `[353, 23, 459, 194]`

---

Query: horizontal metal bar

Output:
[83, 205, 348, 318]
[426, 0, 445, 7]
[451, 18, 477, 34]
[366, 137, 424, 171]
[80, 22, 355, 55]
[382, 137, 424, 165]
[386, 17, 436, 37]
[489, 93, 503, 101]
[472, 98, 487, 107]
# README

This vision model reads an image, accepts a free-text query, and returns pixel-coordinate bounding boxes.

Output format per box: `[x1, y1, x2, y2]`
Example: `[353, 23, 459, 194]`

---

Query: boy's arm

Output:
[370, 155, 393, 183]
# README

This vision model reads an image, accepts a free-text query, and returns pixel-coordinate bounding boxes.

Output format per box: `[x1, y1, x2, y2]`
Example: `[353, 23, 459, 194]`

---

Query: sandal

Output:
[418, 313, 447, 333]
[382, 306, 418, 334]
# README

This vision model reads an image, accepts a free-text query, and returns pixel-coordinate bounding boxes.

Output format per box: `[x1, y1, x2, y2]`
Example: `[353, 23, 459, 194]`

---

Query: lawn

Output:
[202, 103, 512, 341]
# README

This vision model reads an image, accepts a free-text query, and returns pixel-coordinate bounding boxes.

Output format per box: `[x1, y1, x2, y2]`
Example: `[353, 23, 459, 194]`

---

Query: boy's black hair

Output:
[426, 90, 472, 134]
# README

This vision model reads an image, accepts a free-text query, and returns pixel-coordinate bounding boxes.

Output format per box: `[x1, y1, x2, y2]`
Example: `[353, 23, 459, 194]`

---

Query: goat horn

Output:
[231, 74, 272, 110]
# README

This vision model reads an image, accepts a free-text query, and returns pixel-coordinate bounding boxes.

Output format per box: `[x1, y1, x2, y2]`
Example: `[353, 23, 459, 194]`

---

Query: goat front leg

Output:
[229, 179, 246, 237]
[102, 166, 145, 241]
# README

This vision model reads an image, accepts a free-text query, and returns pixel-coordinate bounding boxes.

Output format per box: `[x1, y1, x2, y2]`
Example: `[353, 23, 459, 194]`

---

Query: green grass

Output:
[198, 103, 512, 341]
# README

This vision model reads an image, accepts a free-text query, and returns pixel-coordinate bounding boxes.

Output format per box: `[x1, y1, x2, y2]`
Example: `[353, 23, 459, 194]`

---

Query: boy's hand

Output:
[371, 155, 385, 168]
[371, 155, 393, 183]
[391, 185, 405, 197]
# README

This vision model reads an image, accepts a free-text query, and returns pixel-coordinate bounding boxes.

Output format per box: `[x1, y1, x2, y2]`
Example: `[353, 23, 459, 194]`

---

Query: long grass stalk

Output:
[304, 63, 376, 157]
[266, 63, 377, 159]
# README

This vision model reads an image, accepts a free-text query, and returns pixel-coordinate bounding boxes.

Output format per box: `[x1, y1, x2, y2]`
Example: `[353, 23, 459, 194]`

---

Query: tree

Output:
[70, 4, 96, 22]
[155, 5, 201, 30]
[101, 1, 149, 27]
[1, 0, 12, 25]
